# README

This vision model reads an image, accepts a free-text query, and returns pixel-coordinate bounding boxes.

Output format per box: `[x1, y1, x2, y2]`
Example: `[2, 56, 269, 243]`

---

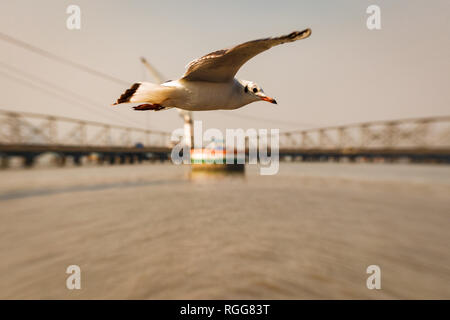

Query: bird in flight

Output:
[113, 29, 311, 112]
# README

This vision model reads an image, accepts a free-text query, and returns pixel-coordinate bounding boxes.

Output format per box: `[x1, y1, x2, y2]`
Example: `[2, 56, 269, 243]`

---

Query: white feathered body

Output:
[130, 79, 256, 111]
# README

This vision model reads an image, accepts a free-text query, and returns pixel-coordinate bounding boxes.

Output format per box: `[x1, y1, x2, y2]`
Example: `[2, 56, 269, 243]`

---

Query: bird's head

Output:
[240, 80, 277, 105]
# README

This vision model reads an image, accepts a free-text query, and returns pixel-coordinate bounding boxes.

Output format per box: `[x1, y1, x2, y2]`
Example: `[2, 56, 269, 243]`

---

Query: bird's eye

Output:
[252, 88, 258, 93]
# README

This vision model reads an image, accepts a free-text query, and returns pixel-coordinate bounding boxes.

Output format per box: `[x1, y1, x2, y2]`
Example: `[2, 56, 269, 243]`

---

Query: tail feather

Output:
[113, 82, 172, 106]
[114, 83, 141, 105]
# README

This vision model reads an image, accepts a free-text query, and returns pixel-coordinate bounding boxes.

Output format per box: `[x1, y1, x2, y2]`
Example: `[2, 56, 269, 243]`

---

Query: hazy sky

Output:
[0, 0, 449, 132]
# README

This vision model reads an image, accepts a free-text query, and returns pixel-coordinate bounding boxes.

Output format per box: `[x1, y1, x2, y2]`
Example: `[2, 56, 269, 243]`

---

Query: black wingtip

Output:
[115, 83, 141, 105]
[288, 28, 312, 40]
[300, 28, 312, 38]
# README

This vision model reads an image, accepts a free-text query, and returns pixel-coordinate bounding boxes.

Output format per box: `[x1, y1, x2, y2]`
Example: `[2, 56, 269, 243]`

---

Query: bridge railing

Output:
[0, 109, 173, 148]
[279, 116, 450, 150]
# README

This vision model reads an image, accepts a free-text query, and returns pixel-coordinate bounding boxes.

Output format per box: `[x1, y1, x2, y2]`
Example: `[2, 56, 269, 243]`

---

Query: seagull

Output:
[113, 29, 311, 111]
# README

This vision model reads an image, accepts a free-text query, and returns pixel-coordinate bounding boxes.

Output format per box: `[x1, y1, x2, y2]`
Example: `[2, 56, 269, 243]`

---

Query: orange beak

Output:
[260, 96, 277, 104]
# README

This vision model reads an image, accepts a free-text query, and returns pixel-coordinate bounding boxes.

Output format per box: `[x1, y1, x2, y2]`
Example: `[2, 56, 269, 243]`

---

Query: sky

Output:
[0, 0, 449, 132]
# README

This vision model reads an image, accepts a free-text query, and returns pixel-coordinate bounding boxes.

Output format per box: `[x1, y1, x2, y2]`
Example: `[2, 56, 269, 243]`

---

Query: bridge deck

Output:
[0, 143, 171, 154]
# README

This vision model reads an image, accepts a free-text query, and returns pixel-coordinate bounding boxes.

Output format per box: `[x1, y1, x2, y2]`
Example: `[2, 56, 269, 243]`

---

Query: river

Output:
[0, 162, 449, 299]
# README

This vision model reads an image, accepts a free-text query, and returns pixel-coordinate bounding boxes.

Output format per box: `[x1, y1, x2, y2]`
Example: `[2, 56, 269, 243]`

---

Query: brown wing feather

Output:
[182, 29, 311, 82]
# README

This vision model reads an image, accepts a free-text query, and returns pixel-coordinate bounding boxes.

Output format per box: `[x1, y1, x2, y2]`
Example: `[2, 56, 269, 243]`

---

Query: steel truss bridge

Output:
[0, 109, 173, 166]
[278, 116, 450, 162]
[0, 109, 449, 167]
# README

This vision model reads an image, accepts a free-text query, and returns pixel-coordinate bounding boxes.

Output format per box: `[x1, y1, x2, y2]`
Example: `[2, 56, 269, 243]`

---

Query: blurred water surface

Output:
[0, 162, 449, 299]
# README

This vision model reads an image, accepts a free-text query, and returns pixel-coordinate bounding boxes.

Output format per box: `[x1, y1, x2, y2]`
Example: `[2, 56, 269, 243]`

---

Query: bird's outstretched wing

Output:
[182, 29, 311, 83]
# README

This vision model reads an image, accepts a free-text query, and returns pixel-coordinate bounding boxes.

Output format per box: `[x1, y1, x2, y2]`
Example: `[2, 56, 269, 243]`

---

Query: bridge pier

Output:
[56, 155, 67, 167]
[0, 155, 9, 169]
[73, 155, 82, 166]
[107, 155, 116, 165]
[97, 155, 105, 165]
[159, 153, 169, 162]
[23, 155, 35, 168]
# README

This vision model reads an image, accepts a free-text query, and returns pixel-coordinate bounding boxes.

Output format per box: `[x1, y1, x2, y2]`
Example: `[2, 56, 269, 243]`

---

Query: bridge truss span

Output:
[278, 116, 450, 162]
[0, 109, 173, 166]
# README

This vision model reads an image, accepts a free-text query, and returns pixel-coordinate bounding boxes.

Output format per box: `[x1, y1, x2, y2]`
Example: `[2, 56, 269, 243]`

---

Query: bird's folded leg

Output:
[133, 104, 165, 111]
